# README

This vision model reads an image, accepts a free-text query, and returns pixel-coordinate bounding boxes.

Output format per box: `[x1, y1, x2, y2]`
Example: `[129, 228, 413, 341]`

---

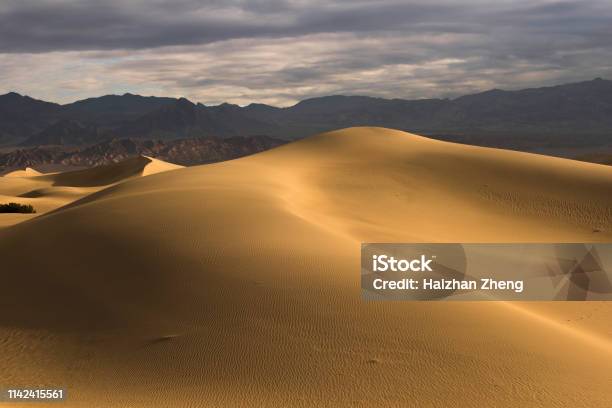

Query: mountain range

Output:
[2, 78, 611, 150]
[0, 136, 285, 174]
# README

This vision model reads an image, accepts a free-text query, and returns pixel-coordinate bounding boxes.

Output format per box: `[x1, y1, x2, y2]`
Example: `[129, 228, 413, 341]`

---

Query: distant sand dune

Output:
[3, 166, 42, 178]
[0, 156, 182, 228]
[0, 128, 611, 407]
[38, 155, 183, 187]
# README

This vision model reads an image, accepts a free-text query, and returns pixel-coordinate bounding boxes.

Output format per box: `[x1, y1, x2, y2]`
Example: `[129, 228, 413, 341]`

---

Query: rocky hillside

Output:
[0, 136, 286, 172]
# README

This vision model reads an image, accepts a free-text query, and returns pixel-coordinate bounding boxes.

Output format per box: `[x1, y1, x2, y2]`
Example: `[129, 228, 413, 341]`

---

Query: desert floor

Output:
[1, 127, 611, 407]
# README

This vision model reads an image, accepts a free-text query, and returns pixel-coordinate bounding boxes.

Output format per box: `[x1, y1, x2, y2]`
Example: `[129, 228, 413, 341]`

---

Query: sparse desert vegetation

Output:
[0, 202, 36, 213]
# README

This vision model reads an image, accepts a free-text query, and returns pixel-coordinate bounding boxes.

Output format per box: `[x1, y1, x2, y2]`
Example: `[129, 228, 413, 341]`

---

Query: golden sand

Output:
[0, 128, 610, 407]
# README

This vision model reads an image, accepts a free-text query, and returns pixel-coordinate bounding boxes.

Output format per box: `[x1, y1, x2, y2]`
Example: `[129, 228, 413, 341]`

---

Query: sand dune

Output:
[0, 156, 182, 228]
[37, 155, 183, 187]
[3, 166, 42, 178]
[0, 128, 611, 407]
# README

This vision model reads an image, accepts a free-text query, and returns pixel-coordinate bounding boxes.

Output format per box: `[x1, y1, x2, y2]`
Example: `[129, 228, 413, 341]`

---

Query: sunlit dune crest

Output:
[3, 167, 42, 178]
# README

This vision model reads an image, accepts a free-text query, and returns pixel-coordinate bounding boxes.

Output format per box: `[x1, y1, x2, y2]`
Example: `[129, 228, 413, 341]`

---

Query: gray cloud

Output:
[0, 0, 611, 105]
[0, 1, 477, 52]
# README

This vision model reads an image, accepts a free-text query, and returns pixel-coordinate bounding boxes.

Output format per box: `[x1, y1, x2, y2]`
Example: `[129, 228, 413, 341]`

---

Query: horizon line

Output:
[1, 77, 608, 109]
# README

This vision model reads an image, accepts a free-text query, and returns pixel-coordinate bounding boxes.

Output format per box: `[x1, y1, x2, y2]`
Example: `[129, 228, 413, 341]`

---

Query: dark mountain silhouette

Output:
[105, 98, 282, 141]
[1, 78, 611, 149]
[61, 93, 176, 126]
[117, 98, 202, 139]
[246, 78, 612, 141]
[0, 92, 61, 144]
[21, 119, 106, 146]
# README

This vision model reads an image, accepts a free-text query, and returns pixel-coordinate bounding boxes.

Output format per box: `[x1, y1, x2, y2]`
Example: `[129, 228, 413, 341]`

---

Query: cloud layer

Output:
[1, 0, 611, 105]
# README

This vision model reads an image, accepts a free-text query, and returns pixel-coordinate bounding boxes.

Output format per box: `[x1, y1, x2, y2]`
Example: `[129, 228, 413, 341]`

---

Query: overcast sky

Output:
[1, 0, 611, 106]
